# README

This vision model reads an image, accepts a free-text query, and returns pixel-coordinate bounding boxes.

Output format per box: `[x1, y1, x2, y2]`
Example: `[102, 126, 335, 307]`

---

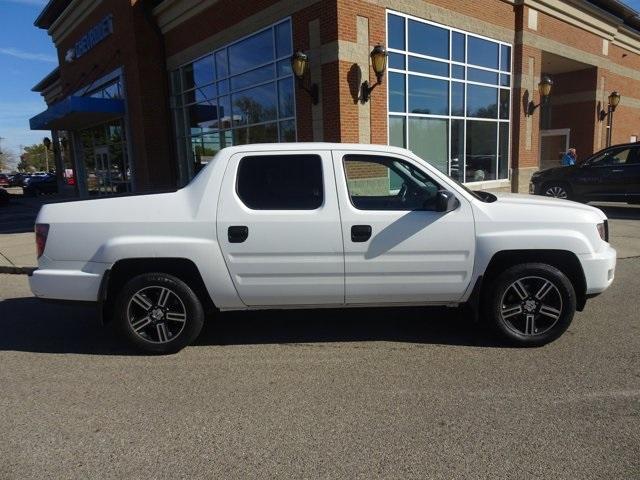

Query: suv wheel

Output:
[484, 263, 576, 347]
[114, 273, 204, 354]
[543, 182, 571, 200]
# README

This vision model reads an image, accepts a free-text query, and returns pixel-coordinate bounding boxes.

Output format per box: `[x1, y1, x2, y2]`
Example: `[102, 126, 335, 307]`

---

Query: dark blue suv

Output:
[530, 142, 640, 204]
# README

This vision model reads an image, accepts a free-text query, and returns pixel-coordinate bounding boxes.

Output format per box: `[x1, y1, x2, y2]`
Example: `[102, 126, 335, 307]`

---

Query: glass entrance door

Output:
[540, 129, 570, 170]
[80, 119, 132, 195]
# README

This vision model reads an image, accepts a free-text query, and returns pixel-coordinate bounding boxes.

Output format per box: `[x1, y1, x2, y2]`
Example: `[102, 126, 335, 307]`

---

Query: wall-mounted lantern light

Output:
[600, 91, 621, 147]
[361, 44, 388, 103]
[43, 137, 52, 150]
[527, 75, 553, 116]
[291, 51, 319, 105]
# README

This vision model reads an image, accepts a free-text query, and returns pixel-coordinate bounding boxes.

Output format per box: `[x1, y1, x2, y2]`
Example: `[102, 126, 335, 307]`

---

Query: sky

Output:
[0, 0, 55, 161]
[1, 0, 640, 164]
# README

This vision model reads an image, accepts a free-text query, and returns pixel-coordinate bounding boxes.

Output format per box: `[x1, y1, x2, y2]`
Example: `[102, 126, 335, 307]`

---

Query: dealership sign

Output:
[65, 15, 113, 63]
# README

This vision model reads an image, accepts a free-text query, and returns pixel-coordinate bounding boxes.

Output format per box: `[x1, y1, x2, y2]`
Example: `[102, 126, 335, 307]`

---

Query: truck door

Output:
[333, 150, 475, 305]
[217, 150, 344, 306]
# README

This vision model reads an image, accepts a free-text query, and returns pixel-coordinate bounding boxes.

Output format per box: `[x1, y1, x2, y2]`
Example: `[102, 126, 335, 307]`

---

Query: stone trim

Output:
[374, 0, 515, 43]
[309, 19, 323, 141]
[517, 30, 640, 82]
[49, 0, 103, 46]
[356, 16, 371, 144]
[165, 0, 317, 69]
[153, 0, 220, 34]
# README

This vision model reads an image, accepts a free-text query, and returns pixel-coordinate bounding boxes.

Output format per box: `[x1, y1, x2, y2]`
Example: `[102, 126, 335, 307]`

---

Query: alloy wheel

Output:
[544, 186, 568, 199]
[499, 276, 563, 336]
[126, 286, 187, 344]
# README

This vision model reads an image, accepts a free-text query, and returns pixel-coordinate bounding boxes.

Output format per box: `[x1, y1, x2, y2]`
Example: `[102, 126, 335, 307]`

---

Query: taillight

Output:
[35, 223, 49, 258]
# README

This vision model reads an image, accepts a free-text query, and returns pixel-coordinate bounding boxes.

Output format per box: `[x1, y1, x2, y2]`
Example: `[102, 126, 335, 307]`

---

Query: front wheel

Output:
[484, 263, 576, 347]
[114, 273, 204, 354]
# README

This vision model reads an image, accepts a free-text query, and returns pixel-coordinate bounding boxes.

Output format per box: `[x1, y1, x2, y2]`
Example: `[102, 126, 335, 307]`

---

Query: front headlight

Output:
[597, 221, 609, 242]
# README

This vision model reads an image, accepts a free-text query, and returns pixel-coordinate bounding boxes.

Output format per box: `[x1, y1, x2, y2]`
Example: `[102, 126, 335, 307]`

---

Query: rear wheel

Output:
[484, 263, 576, 347]
[542, 182, 571, 200]
[114, 272, 204, 354]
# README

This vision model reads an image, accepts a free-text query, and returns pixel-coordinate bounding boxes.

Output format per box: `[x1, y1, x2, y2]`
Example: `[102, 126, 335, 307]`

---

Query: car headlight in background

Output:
[597, 221, 609, 242]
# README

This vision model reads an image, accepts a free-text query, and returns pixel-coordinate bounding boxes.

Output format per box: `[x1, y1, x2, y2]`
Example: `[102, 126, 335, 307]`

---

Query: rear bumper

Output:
[578, 245, 617, 295]
[29, 267, 105, 302]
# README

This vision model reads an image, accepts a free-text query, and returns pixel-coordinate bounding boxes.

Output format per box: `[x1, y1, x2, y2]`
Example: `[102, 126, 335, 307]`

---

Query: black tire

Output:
[542, 182, 573, 201]
[113, 272, 204, 354]
[484, 263, 576, 347]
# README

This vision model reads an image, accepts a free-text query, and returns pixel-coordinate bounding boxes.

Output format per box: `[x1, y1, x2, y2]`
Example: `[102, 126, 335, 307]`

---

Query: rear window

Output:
[236, 154, 323, 210]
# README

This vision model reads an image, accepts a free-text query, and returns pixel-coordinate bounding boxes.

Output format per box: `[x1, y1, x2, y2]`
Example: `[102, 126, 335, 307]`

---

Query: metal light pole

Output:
[603, 91, 621, 147]
[43, 137, 51, 172]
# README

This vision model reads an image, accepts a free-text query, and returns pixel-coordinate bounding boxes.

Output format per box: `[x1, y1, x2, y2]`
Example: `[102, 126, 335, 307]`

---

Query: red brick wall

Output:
[55, 0, 174, 190]
[596, 70, 640, 148]
[547, 69, 598, 160]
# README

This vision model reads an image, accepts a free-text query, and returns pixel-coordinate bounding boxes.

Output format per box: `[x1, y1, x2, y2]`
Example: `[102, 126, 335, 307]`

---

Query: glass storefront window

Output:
[408, 76, 448, 115]
[466, 121, 497, 182]
[387, 12, 511, 182]
[170, 19, 295, 184]
[408, 19, 449, 59]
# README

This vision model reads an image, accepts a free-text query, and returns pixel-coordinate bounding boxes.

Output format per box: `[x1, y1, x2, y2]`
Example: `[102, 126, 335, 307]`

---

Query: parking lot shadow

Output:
[0, 296, 501, 355]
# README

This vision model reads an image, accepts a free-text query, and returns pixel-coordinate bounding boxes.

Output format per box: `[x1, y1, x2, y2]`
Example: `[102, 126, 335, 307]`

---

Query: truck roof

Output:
[216, 142, 413, 156]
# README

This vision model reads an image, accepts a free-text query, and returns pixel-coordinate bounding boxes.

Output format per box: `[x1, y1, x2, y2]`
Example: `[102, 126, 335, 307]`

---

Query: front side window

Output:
[588, 147, 638, 167]
[387, 12, 511, 183]
[343, 155, 440, 211]
[237, 155, 323, 210]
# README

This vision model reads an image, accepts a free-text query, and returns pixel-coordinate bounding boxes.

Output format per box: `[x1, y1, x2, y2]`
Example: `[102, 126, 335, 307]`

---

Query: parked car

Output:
[0, 174, 9, 187]
[530, 142, 640, 203]
[8, 173, 28, 187]
[22, 174, 57, 196]
[29, 143, 616, 353]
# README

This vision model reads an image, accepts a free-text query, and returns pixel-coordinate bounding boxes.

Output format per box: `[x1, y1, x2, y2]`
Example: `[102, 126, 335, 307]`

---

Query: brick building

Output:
[30, 0, 640, 196]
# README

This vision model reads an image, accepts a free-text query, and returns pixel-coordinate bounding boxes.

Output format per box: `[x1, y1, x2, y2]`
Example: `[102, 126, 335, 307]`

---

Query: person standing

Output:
[562, 148, 577, 166]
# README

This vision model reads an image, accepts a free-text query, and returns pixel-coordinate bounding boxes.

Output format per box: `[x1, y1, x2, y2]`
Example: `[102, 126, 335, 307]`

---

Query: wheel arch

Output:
[101, 258, 216, 324]
[482, 249, 588, 311]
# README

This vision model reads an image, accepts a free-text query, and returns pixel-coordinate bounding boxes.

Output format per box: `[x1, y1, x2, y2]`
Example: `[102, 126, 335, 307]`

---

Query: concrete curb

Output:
[0, 266, 36, 275]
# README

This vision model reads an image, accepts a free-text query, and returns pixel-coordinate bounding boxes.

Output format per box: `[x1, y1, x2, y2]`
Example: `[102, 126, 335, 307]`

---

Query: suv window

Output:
[237, 154, 323, 210]
[588, 147, 639, 167]
[343, 155, 441, 211]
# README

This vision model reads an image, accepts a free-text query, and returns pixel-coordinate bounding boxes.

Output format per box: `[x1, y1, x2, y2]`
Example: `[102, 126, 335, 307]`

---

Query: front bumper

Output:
[578, 245, 617, 295]
[529, 180, 543, 195]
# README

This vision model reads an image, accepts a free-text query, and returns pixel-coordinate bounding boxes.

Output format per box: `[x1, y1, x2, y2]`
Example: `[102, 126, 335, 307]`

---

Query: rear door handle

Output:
[351, 225, 372, 242]
[611, 169, 625, 173]
[228, 226, 249, 243]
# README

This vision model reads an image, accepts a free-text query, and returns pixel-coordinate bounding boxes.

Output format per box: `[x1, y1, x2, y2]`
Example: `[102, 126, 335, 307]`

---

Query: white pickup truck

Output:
[30, 143, 616, 353]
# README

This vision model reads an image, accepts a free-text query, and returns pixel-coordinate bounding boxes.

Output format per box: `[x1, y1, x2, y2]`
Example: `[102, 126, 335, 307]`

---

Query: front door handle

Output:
[228, 226, 249, 243]
[351, 225, 372, 242]
[611, 169, 624, 173]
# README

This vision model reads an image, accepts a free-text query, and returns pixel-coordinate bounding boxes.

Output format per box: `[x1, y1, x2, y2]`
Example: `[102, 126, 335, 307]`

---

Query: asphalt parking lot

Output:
[0, 204, 639, 479]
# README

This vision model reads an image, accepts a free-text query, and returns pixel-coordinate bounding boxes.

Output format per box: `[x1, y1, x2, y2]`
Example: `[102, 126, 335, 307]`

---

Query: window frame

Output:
[170, 18, 297, 185]
[386, 10, 512, 185]
[342, 154, 443, 212]
[235, 154, 325, 211]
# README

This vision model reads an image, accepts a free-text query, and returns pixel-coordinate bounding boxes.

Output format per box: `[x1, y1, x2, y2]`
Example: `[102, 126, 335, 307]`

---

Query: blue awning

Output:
[30, 96, 125, 130]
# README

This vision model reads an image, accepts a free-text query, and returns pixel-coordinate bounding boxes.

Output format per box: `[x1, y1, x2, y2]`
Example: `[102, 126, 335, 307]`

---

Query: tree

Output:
[18, 144, 49, 172]
[0, 149, 17, 172]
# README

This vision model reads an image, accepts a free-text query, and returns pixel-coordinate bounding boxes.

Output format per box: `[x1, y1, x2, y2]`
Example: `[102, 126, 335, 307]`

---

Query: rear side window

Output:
[236, 154, 323, 210]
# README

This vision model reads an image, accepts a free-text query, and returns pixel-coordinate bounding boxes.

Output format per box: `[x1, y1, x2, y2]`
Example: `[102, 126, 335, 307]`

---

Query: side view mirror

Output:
[435, 190, 460, 213]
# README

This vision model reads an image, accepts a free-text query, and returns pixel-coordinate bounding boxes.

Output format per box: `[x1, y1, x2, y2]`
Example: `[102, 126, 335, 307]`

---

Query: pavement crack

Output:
[0, 251, 16, 266]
